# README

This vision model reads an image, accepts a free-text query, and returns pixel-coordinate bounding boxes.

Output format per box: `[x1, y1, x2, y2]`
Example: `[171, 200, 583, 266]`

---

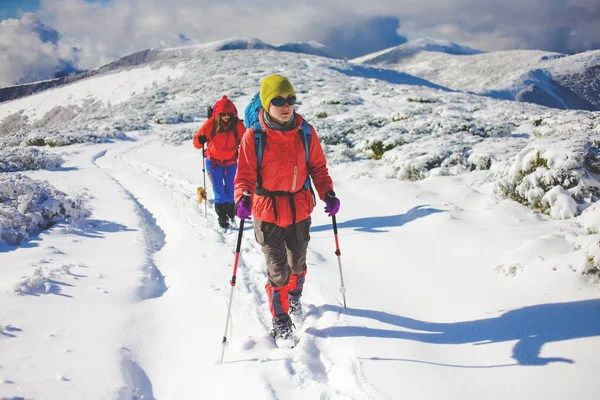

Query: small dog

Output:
[197, 186, 207, 203]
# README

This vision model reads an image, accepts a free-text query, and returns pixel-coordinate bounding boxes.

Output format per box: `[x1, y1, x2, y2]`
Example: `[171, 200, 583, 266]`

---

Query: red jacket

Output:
[193, 118, 245, 165]
[234, 111, 333, 227]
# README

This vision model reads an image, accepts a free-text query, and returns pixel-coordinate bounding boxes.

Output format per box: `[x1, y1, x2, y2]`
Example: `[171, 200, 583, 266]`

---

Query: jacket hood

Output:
[213, 95, 238, 117]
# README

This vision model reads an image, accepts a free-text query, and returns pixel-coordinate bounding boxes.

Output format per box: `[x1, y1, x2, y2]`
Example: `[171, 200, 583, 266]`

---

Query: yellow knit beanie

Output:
[259, 74, 296, 109]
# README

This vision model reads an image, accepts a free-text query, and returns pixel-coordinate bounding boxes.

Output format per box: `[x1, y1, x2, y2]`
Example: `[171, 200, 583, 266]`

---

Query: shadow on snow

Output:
[0, 219, 136, 253]
[306, 299, 600, 367]
[329, 65, 453, 92]
[311, 205, 445, 233]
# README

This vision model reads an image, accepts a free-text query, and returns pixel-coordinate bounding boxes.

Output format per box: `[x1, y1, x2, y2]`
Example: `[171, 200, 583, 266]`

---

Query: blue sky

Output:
[0, 0, 599, 88]
[0, 0, 39, 19]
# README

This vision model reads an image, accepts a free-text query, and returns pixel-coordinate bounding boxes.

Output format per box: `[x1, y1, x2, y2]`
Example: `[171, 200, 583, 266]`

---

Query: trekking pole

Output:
[202, 144, 207, 218]
[332, 215, 347, 308]
[219, 191, 250, 364]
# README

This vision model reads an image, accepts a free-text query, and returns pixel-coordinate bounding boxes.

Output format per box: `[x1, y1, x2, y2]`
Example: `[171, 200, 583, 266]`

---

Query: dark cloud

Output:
[323, 16, 407, 59]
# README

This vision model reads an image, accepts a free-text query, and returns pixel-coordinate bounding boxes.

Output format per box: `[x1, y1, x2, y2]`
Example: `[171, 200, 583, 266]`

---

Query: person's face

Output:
[268, 93, 295, 124]
[220, 113, 233, 122]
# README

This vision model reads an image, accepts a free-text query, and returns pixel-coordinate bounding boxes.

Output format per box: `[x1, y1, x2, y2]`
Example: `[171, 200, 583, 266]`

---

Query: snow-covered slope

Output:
[1, 44, 600, 399]
[352, 37, 484, 65]
[0, 37, 339, 103]
[353, 40, 600, 111]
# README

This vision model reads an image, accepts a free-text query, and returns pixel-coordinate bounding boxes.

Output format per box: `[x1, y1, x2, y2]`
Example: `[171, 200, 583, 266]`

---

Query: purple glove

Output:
[236, 198, 252, 220]
[324, 191, 340, 217]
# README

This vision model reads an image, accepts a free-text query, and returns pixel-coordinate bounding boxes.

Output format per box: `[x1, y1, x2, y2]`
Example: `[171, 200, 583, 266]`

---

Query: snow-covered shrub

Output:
[23, 129, 129, 147]
[0, 147, 64, 172]
[0, 111, 29, 135]
[571, 205, 600, 277]
[369, 140, 403, 160]
[0, 174, 91, 245]
[320, 95, 363, 106]
[109, 118, 151, 132]
[495, 136, 600, 218]
[30, 105, 82, 130]
[324, 144, 357, 164]
[386, 134, 483, 180]
[467, 152, 492, 171]
[153, 110, 194, 124]
[12, 267, 50, 294]
[161, 127, 195, 145]
[13, 264, 75, 295]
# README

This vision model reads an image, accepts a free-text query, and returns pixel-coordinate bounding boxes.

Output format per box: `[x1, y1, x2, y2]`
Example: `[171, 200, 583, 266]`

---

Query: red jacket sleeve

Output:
[234, 127, 257, 202]
[192, 119, 214, 149]
[307, 125, 334, 200]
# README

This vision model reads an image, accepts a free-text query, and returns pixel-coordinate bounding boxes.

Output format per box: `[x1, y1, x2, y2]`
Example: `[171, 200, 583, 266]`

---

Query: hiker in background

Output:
[234, 74, 340, 340]
[193, 95, 246, 230]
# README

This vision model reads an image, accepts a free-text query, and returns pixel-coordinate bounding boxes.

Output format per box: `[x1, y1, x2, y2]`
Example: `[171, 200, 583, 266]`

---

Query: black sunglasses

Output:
[221, 113, 234, 117]
[271, 96, 296, 107]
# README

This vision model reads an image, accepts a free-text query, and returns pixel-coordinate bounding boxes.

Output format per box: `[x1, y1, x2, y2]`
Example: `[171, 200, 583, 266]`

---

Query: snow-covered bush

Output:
[570, 205, 600, 278]
[23, 129, 129, 147]
[495, 136, 600, 218]
[153, 110, 194, 124]
[0, 147, 64, 172]
[161, 127, 195, 145]
[0, 174, 91, 245]
[30, 105, 82, 130]
[13, 264, 75, 295]
[0, 110, 29, 135]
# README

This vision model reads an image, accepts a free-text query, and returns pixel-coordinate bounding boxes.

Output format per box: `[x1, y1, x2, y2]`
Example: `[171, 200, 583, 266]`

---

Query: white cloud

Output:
[0, 12, 78, 88]
[1, 0, 599, 87]
[38, 0, 599, 59]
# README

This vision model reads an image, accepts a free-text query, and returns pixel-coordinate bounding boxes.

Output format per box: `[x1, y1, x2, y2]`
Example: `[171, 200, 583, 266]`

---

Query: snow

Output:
[0, 64, 187, 122]
[353, 42, 600, 110]
[0, 46, 599, 399]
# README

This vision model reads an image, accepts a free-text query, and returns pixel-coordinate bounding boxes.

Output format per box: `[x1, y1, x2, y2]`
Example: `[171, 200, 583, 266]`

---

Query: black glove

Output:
[197, 135, 207, 145]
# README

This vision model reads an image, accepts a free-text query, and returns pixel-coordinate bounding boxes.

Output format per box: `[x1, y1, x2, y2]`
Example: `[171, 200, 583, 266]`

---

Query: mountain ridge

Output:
[353, 40, 600, 111]
[0, 37, 340, 103]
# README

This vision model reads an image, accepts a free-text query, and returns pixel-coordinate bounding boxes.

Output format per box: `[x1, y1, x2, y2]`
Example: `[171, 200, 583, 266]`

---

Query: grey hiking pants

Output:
[253, 216, 311, 288]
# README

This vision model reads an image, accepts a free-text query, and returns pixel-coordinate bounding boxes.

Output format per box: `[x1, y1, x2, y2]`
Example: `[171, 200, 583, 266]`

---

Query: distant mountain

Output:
[0, 38, 340, 103]
[352, 38, 484, 65]
[352, 39, 600, 111]
[275, 41, 342, 59]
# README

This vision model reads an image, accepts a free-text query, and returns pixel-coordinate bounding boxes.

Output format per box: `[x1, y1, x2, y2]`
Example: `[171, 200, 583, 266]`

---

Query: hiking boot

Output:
[215, 203, 230, 229]
[270, 316, 294, 340]
[225, 202, 236, 223]
[289, 294, 303, 319]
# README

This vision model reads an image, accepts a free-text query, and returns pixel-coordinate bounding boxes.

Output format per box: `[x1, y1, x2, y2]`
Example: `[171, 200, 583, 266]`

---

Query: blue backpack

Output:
[244, 92, 315, 222]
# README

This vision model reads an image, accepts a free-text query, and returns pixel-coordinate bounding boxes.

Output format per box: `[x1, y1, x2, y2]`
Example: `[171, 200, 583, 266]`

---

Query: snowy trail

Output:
[3, 132, 598, 400]
[93, 133, 379, 399]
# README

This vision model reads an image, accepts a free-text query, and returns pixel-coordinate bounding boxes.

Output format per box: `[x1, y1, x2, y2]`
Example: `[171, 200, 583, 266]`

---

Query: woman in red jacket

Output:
[234, 75, 340, 340]
[193, 95, 246, 230]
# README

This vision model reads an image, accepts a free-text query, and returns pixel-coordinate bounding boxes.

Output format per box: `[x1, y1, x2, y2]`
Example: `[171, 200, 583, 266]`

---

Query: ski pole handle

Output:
[233, 191, 251, 256]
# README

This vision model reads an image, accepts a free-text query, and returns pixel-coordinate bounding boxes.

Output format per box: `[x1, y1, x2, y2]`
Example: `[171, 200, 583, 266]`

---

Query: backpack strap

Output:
[299, 119, 312, 189]
[253, 121, 266, 192]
